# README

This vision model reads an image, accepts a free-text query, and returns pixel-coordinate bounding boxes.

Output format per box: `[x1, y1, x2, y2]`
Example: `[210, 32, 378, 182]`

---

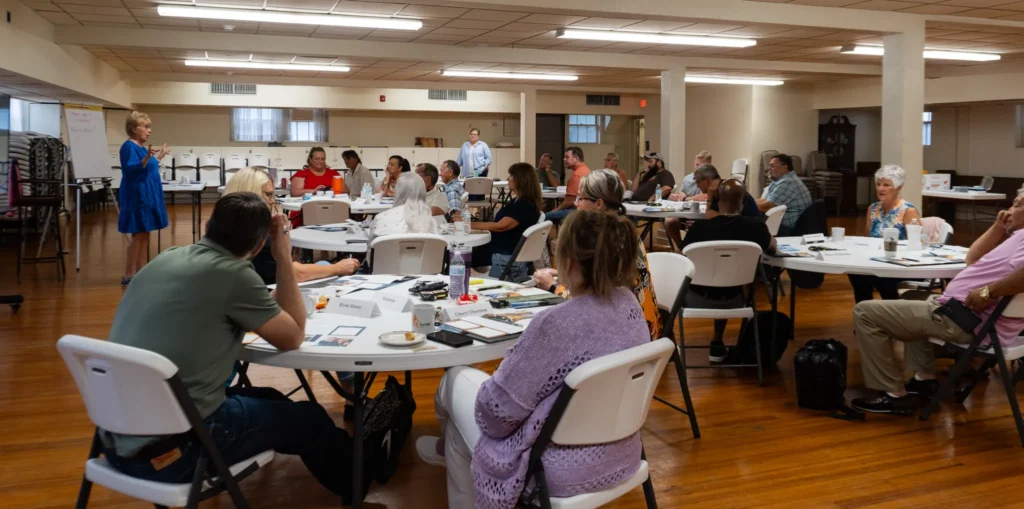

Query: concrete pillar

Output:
[519, 88, 537, 167]
[881, 23, 925, 206]
[660, 67, 686, 182]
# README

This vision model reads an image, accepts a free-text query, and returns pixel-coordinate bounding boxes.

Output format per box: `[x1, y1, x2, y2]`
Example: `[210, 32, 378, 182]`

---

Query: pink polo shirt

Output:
[938, 229, 1024, 346]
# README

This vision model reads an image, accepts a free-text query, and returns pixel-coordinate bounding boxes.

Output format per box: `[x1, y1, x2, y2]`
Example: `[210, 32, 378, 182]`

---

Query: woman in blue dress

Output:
[119, 111, 169, 286]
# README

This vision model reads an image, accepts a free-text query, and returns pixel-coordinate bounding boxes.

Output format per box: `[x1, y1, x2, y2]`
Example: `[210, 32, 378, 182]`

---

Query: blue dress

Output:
[118, 140, 168, 234]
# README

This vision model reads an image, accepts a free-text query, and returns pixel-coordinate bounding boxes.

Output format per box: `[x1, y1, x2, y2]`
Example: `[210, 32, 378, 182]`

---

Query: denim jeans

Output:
[545, 207, 574, 224]
[488, 253, 527, 280]
[103, 387, 355, 498]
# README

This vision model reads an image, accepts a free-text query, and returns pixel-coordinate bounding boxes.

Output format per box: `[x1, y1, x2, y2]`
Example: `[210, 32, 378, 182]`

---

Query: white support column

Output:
[660, 67, 686, 182]
[520, 88, 537, 167]
[881, 23, 925, 207]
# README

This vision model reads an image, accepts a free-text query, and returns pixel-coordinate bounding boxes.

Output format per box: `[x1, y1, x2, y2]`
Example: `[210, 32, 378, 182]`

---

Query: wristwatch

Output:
[979, 285, 992, 301]
[548, 284, 558, 294]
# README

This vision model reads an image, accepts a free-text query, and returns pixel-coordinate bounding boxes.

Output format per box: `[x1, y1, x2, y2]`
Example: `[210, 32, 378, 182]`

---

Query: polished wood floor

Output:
[3, 203, 1024, 509]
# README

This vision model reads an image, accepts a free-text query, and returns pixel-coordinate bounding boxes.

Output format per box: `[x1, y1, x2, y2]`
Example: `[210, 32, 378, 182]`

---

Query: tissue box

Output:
[923, 174, 950, 191]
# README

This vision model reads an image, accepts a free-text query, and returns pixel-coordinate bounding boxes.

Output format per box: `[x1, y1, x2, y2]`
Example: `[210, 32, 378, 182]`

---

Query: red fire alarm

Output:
[380, 95, 386, 102]
[640, 99, 647, 108]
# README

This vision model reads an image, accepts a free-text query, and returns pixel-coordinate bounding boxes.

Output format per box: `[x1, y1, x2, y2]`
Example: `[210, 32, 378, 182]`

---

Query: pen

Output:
[903, 258, 920, 262]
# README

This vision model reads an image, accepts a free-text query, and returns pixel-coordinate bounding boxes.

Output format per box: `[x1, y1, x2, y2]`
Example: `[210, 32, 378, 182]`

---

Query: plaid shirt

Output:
[441, 178, 465, 216]
[765, 171, 812, 228]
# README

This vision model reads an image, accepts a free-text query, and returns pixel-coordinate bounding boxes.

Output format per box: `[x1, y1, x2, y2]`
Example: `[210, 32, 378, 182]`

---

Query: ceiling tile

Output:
[441, 19, 506, 30]
[397, 5, 469, 18]
[331, 1, 404, 15]
[205, 51, 252, 60]
[201, 20, 259, 30]
[361, 35, 418, 42]
[955, 7, 1018, 16]
[768, 28, 842, 38]
[898, 3, 973, 11]
[568, 17, 643, 29]
[265, 0, 337, 9]
[159, 49, 208, 59]
[311, 26, 374, 37]
[78, 19, 140, 27]
[128, 7, 160, 17]
[416, 34, 473, 42]
[811, 31, 877, 41]
[428, 27, 488, 36]
[36, 11, 80, 25]
[458, 9, 529, 22]
[843, 0, 924, 10]
[720, 25, 793, 37]
[616, 20, 692, 32]
[292, 56, 339, 64]
[787, 0, 865, 6]
[256, 23, 317, 34]
[138, 17, 199, 27]
[935, 29, 1001, 39]
[938, 0, 1016, 6]
[195, 0, 264, 5]
[669, 23, 743, 33]
[22, 1, 63, 12]
[516, 13, 587, 25]
[57, 3, 130, 15]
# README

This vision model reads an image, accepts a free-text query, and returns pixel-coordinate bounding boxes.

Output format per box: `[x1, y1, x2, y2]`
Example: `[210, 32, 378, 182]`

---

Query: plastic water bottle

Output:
[461, 210, 471, 234]
[449, 244, 471, 301]
[362, 182, 372, 200]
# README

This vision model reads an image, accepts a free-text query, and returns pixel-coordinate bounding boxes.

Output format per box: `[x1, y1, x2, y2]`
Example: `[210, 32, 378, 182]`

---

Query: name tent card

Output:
[374, 292, 413, 313]
[324, 296, 380, 318]
[801, 233, 826, 245]
[441, 301, 492, 322]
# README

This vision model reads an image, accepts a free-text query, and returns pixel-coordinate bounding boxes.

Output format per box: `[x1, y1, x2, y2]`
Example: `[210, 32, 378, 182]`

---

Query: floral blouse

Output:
[868, 199, 916, 239]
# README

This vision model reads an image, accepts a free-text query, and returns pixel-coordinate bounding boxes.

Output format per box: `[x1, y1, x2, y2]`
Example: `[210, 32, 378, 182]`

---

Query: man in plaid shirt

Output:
[757, 153, 811, 236]
[439, 159, 465, 222]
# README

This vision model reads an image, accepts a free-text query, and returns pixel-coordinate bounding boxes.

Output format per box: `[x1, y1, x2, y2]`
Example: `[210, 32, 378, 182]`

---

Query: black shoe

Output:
[120, 276, 132, 287]
[904, 378, 939, 397]
[851, 392, 916, 415]
[709, 340, 728, 363]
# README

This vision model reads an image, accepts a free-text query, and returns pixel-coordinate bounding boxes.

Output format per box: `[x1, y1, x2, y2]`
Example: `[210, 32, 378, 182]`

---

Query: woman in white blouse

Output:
[370, 172, 439, 244]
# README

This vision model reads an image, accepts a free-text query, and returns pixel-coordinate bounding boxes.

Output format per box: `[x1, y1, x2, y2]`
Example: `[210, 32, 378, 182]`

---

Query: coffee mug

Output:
[412, 303, 435, 334]
[831, 227, 845, 242]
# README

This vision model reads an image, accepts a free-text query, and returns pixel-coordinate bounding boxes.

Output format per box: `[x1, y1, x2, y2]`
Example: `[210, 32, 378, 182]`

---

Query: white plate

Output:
[379, 331, 426, 347]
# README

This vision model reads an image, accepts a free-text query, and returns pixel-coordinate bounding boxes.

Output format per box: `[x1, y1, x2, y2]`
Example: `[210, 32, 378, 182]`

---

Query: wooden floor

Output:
[3, 204, 1024, 509]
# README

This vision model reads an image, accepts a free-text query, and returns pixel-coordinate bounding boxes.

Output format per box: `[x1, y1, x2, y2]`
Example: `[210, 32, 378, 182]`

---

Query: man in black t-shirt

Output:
[679, 179, 775, 362]
[666, 164, 762, 249]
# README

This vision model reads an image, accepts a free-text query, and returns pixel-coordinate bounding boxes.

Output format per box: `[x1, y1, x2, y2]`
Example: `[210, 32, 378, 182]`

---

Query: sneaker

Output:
[415, 436, 446, 467]
[904, 378, 939, 397]
[709, 340, 728, 363]
[851, 392, 916, 415]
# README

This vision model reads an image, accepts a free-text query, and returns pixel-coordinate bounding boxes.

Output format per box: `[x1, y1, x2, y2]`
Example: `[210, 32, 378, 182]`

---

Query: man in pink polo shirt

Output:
[852, 191, 1024, 415]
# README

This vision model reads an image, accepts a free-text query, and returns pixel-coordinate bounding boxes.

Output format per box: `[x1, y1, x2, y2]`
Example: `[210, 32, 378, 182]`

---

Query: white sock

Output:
[886, 391, 904, 398]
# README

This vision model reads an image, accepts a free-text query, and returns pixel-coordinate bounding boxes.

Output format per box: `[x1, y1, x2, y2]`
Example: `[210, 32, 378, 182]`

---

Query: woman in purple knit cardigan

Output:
[418, 210, 650, 508]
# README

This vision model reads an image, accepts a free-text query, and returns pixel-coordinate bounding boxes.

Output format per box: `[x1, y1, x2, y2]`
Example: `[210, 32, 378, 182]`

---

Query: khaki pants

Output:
[853, 296, 974, 393]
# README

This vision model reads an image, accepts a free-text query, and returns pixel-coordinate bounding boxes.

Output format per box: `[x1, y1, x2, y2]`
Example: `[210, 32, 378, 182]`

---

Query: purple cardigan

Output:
[472, 289, 649, 508]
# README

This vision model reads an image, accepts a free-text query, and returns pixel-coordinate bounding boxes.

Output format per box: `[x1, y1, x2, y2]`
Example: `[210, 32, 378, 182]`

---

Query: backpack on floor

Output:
[727, 311, 792, 368]
[363, 375, 417, 486]
[793, 339, 864, 421]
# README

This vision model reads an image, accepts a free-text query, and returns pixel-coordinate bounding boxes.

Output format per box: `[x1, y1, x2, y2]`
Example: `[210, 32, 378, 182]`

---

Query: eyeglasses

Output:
[575, 195, 595, 204]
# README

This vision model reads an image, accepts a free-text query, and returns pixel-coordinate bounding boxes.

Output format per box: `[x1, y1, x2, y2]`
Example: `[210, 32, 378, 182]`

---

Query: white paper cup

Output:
[831, 227, 845, 242]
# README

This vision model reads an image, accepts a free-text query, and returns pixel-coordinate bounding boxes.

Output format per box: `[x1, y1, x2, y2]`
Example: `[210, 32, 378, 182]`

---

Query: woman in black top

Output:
[471, 163, 543, 279]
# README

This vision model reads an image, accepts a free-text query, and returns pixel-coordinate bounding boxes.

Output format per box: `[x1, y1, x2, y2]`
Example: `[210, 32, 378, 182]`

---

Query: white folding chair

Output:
[369, 234, 447, 275]
[223, 153, 245, 184]
[731, 158, 748, 184]
[300, 201, 351, 226]
[464, 177, 494, 219]
[496, 221, 552, 281]
[433, 215, 448, 226]
[249, 152, 270, 169]
[681, 241, 767, 385]
[198, 153, 222, 188]
[57, 335, 273, 509]
[522, 338, 673, 509]
[921, 294, 1024, 447]
[764, 205, 787, 236]
[646, 252, 700, 438]
[174, 153, 197, 184]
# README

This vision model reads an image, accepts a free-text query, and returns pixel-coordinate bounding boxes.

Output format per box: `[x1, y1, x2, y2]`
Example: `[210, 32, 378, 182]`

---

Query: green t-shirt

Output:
[104, 238, 281, 456]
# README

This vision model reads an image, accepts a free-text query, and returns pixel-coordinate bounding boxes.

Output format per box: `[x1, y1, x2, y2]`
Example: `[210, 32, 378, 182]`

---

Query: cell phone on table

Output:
[427, 329, 474, 348]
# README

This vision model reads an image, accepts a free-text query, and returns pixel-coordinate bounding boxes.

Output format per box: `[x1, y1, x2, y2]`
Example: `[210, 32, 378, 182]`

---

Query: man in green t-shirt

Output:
[101, 192, 355, 498]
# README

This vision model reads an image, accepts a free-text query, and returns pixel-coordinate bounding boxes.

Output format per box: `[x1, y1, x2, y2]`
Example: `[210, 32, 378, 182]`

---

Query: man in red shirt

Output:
[546, 146, 590, 224]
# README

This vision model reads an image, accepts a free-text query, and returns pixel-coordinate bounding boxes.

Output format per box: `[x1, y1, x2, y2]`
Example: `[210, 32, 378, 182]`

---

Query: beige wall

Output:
[928, 103, 1024, 178]
[750, 84, 819, 195]
[684, 85, 753, 185]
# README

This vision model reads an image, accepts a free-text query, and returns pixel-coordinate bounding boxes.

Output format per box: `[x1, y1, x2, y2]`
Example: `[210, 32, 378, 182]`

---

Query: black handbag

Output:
[362, 375, 417, 485]
[793, 339, 864, 421]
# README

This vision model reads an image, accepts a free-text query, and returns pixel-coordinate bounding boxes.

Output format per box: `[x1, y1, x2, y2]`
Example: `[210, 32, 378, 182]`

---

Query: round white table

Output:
[761, 236, 969, 344]
[289, 224, 491, 253]
[541, 189, 633, 200]
[278, 195, 393, 214]
[623, 202, 706, 220]
[238, 275, 540, 507]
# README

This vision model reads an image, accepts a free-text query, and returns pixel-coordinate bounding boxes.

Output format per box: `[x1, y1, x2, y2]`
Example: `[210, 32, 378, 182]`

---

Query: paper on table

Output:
[463, 315, 523, 335]
[446, 319, 480, 330]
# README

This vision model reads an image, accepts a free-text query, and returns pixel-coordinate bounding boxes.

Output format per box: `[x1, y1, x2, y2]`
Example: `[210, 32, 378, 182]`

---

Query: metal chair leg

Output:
[993, 345, 1024, 447]
[640, 447, 658, 509]
[75, 431, 103, 509]
[921, 345, 977, 421]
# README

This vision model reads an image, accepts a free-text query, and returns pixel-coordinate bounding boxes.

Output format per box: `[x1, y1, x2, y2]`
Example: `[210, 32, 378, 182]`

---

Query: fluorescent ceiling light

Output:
[685, 76, 784, 86]
[840, 45, 1000, 62]
[556, 28, 756, 48]
[157, 5, 422, 30]
[185, 60, 350, 72]
[441, 70, 578, 81]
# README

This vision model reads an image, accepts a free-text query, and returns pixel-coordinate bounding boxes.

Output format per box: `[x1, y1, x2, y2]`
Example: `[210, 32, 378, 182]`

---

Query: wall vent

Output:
[585, 94, 620, 106]
[211, 83, 257, 95]
[428, 89, 468, 101]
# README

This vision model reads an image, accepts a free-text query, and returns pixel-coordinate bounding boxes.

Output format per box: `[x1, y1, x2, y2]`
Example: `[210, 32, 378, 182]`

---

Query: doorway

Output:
[536, 114, 565, 183]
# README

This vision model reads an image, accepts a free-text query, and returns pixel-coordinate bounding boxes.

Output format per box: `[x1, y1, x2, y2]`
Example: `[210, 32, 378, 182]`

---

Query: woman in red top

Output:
[290, 147, 341, 196]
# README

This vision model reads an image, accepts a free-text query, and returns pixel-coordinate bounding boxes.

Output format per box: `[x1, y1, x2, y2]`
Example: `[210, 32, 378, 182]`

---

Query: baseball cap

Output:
[644, 152, 664, 163]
